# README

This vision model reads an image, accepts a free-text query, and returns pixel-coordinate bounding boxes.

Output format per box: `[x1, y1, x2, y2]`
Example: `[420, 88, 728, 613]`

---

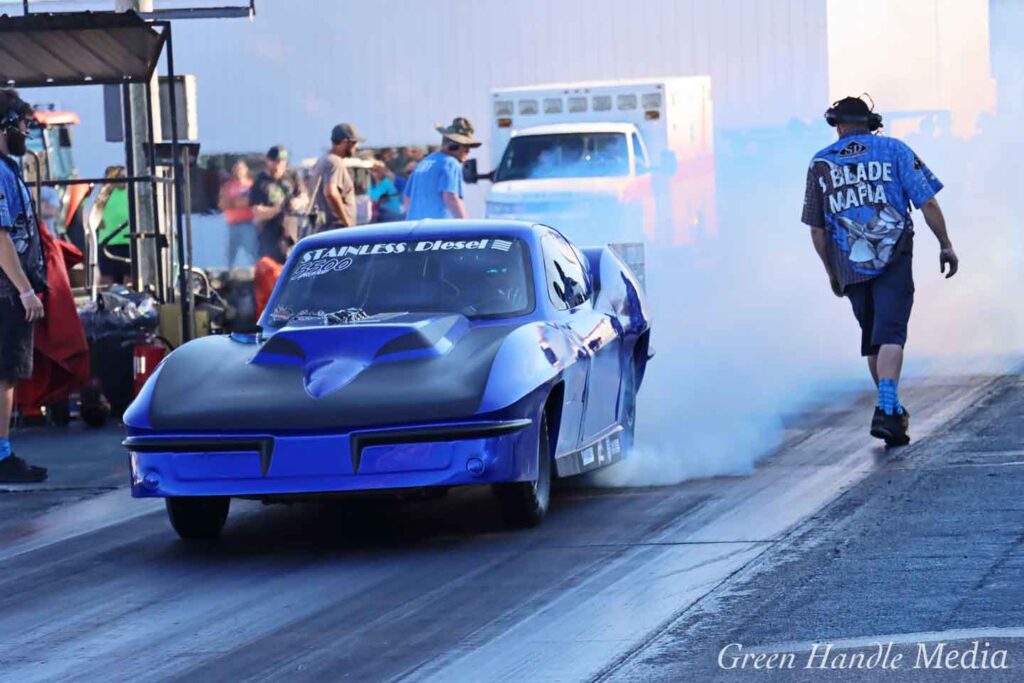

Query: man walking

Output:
[403, 117, 481, 220]
[802, 95, 958, 446]
[0, 89, 47, 482]
[311, 123, 364, 231]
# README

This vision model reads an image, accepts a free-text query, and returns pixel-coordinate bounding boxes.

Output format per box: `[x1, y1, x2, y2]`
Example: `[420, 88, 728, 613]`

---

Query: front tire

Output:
[166, 496, 230, 540]
[494, 414, 552, 528]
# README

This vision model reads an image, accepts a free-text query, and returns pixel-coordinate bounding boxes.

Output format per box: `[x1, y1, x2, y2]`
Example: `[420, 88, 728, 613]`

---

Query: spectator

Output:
[219, 160, 256, 269]
[394, 159, 417, 195]
[369, 161, 403, 222]
[403, 117, 481, 220]
[94, 166, 131, 285]
[311, 123, 364, 231]
[249, 145, 301, 262]
[38, 186, 60, 234]
[391, 146, 411, 176]
[285, 166, 311, 240]
[254, 235, 294, 318]
[0, 87, 47, 482]
[378, 147, 397, 174]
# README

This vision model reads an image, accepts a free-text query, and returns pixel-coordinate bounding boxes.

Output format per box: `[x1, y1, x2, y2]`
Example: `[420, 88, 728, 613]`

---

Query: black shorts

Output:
[0, 295, 34, 382]
[845, 252, 914, 357]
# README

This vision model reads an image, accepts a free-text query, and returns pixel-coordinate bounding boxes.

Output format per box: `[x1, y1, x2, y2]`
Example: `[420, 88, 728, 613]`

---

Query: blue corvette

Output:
[124, 220, 651, 539]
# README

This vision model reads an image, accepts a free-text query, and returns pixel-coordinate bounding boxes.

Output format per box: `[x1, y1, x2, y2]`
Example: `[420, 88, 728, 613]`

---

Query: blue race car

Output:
[124, 220, 651, 539]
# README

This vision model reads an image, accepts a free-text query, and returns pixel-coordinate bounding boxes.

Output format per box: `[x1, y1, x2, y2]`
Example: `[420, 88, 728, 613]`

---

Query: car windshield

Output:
[494, 132, 630, 182]
[266, 236, 534, 327]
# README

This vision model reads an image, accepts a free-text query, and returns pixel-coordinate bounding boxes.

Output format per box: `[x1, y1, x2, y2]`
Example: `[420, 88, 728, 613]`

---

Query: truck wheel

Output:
[493, 414, 551, 528]
[166, 497, 230, 540]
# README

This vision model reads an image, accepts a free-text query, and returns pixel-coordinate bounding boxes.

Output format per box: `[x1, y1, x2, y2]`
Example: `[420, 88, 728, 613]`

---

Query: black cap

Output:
[824, 94, 883, 131]
[0, 87, 31, 122]
[331, 123, 366, 144]
[266, 145, 288, 162]
[830, 96, 872, 120]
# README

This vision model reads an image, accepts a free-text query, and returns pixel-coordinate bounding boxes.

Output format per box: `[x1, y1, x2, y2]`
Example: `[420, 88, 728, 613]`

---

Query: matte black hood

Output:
[146, 313, 513, 432]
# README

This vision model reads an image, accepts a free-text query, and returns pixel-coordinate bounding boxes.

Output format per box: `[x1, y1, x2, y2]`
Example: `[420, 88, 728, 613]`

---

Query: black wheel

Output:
[493, 413, 552, 528]
[166, 496, 230, 540]
[621, 356, 637, 453]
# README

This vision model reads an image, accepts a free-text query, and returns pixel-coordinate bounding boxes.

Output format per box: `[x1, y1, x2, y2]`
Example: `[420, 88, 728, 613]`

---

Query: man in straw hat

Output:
[403, 117, 482, 220]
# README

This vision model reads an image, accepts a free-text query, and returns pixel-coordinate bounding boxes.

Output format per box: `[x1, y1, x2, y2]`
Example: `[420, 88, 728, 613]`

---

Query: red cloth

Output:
[254, 256, 284, 318]
[15, 223, 91, 409]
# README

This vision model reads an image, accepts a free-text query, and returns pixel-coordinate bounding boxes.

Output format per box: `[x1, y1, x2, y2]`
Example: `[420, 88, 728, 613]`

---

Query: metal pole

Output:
[182, 146, 195, 335]
[143, 83, 166, 301]
[165, 22, 193, 343]
[121, 82, 142, 292]
[115, 0, 160, 294]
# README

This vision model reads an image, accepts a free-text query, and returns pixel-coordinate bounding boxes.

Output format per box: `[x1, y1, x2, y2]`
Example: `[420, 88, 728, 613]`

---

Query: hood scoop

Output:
[250, 314, 469, 398]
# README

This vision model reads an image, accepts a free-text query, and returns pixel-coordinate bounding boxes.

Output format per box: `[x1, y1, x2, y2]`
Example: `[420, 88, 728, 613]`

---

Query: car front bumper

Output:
[126, 419, 536, 498]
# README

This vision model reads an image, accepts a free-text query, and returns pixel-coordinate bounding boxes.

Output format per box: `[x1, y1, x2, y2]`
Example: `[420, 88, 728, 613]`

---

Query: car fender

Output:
[476, 322, 582, 415]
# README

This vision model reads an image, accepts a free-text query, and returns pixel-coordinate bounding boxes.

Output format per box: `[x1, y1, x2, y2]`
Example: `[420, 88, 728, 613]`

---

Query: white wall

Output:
[826, 0, 995, 137]
[25, 0, 831, 180]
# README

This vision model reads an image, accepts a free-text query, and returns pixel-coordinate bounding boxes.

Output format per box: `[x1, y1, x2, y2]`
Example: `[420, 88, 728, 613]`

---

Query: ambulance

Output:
[472, 77, 716, 248]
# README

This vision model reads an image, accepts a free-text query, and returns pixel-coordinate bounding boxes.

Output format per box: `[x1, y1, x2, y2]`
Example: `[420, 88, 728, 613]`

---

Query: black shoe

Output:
[0, 454, 48, 483]
[870, 407, 910, 447]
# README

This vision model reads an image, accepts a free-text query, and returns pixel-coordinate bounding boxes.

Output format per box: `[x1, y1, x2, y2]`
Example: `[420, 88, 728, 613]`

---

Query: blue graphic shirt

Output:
[402, 151, 463, 220]
[801, 132, 942, 290]
[0, 154, 45, 298]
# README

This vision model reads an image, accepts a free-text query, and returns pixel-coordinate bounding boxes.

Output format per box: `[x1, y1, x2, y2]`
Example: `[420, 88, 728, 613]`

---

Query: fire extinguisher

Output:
[133, 334, 172, 397]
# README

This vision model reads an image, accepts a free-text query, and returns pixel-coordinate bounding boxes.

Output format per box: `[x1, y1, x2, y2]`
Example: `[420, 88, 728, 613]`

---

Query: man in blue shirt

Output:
[0, 89, 47, 482]
[802, 96, 958, 446]
[403, 117, 481, 220]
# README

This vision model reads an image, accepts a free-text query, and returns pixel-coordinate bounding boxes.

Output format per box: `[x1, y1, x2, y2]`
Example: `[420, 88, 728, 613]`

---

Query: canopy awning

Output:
[0, 11, 165, 87]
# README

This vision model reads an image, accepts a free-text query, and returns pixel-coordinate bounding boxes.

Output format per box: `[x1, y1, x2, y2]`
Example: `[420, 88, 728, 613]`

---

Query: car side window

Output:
[542, 233, 590, 310]
[631, 133, 649, 174]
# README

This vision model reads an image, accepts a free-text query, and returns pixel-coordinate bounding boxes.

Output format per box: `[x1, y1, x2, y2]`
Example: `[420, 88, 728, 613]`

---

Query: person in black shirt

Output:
[249, 145, 300, 262]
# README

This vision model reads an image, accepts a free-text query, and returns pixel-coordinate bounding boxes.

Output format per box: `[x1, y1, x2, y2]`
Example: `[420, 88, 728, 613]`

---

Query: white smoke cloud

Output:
[593, 12, 1023, 487]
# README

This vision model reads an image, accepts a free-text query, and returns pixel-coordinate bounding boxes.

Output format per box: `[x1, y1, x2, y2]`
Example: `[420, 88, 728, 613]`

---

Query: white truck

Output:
[469, 77, 716, 250]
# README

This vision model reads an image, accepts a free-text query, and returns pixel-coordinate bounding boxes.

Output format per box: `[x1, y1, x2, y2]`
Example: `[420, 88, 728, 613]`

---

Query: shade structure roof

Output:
[0, 11, 165, 87]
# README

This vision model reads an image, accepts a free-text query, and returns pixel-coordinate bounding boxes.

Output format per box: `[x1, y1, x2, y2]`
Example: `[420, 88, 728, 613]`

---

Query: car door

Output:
[542, 232, 621, 447]
[539, 232, 589, 455]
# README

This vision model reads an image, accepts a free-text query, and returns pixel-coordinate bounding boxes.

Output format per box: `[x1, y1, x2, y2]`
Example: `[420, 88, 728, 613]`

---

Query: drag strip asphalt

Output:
[0, 375, 1001, 682]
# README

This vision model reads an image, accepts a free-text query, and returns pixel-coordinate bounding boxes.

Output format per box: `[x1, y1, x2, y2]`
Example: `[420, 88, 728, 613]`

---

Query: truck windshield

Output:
[265, 236, 534, 327]
[494, 132, 630, 181]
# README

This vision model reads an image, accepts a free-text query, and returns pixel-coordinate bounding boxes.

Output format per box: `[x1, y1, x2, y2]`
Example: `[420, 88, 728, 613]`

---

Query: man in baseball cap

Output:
[311, 122, 365, 231]
[403, 117, 481, 220]
[249, 145, 302, 261]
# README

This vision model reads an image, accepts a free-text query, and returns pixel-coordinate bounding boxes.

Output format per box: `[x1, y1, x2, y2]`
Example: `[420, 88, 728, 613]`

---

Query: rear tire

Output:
[166, 496, 230, 540]
[494, 414, 552, 528]
[621, 356, 637, 453]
